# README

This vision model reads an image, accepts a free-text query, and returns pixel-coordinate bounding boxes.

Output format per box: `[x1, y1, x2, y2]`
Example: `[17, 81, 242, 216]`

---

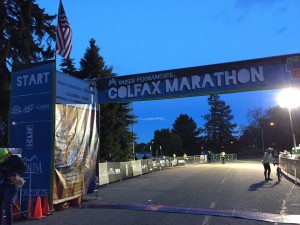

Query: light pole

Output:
[261, 122, 274, 152]
[277, 88, 300, 153]
[131, 102, 135, 156]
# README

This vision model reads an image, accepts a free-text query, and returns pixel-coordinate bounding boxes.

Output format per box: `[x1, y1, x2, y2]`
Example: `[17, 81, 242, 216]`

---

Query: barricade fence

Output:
[279, 156, 300, 183]
[98, 154, 237, 186]
[210, 153, 237, 161]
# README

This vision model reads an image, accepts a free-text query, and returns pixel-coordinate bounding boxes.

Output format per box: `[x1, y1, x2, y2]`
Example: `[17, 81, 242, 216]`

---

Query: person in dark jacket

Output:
[0, 149, 27, 225]
[207, 151, 211, 163]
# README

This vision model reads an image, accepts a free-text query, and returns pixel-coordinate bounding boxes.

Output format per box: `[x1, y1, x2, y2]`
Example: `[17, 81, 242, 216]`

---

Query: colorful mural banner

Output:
[53, 104, 99, 204]
[97, 53, 300, 103]
[54, 72, 99, 203]
[10, 61, 55, 209]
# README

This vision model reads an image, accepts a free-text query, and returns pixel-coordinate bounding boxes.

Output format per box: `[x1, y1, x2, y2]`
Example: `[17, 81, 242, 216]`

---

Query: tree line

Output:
[135, 102, 300, 158]
[1, 1, 299, 162]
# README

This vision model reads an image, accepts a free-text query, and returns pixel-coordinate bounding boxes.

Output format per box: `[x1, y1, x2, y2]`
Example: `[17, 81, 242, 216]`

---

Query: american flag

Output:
[56, 0, 72, 59]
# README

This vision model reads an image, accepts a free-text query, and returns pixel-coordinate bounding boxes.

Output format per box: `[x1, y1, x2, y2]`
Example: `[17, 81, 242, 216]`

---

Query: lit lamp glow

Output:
[276, 88, 300, 153]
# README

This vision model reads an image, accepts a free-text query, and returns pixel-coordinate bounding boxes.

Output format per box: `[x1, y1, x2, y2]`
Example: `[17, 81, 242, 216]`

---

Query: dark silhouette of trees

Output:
[202, 94, 237, 153]
[0, 0, 56, 146]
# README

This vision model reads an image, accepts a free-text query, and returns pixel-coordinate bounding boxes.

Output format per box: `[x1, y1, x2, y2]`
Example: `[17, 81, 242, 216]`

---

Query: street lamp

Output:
[131, 102, 135, 156]
[276, 88, 300, 153]
[261, 122, 274, 152]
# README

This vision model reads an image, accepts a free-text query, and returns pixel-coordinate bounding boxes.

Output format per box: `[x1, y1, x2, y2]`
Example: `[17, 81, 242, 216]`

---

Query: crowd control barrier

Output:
[210, 153, 237, 162]
[98, 154, 237, 186]
[279, 155, 300, 183]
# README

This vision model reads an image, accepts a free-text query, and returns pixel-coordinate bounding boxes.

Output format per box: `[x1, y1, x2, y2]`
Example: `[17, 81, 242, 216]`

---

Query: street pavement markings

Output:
[280, 183, 296, 217]
[79, 201, 300, 224]
[201, 202, 216, 225]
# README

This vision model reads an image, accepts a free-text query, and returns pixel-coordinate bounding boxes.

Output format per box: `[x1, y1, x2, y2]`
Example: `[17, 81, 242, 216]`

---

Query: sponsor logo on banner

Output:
[11, 104, 50, 116]
[21, 155, 49, 197]
[109, 78, 117, 87]
[11, 105, 22, 115]
[36, 104, 50, 111]
[24, 104, 34, 113]
[26, 125, 33, 149]
[23, 155, 43, 174]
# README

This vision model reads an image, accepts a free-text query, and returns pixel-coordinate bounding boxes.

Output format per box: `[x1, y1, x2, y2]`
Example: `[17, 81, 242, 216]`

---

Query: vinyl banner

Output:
[56, 71, 98, 105]
[10, 61, 55, 209]
[54, 73, 99, 203]
[53, 104, 99, 204]
[97, 53, 300, 103]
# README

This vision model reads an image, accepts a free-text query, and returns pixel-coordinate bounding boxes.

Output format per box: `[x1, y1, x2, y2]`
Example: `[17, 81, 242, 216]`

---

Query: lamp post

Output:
[276, 88, 300, 153]
[261, 122, 274, 152]
[131, 102, 135, 157]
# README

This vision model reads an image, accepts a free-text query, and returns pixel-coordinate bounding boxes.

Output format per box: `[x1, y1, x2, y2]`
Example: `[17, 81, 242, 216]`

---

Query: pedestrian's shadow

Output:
[248, 181, 268, 191]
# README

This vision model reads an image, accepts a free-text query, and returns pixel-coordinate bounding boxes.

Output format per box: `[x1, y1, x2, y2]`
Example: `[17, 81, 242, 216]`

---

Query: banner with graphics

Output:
[10, 61, 55, 209]
[53, 104, 99, 203]
[54, 73, 99, 203]
[56, 71, 98, 105]
[97, 53, 300, 103]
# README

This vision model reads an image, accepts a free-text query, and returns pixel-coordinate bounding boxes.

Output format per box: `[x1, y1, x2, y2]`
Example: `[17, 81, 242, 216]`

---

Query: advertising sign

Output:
[10, 61, 55, 209]
[97, 53, 300, 103]
[56, 72, 98, 106]
[54, 70, 99, 203]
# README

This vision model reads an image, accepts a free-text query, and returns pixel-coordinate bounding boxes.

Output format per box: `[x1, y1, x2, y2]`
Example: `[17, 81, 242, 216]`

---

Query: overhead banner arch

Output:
[97, 53, 300, 103]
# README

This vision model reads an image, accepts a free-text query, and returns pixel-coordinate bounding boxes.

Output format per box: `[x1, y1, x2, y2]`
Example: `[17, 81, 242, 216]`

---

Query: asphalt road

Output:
[15, 160, 300, 225]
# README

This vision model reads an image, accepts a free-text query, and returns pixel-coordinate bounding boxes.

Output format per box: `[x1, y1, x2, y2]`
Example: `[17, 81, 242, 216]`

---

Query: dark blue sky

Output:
[40, 0, 300, 143]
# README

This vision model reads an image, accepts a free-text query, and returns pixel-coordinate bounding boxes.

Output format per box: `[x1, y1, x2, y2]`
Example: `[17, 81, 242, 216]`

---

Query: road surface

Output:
[16, 160, 300, 225]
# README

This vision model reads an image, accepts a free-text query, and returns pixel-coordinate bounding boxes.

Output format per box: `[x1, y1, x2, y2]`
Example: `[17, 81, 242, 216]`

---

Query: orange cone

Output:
[32, 196, 45, 219]
[12, 199, 23, 220]
[42, 196, 51, 215]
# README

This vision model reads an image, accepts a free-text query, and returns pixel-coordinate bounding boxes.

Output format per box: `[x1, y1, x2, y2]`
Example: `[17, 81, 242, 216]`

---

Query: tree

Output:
[152, 128, 183, 157]
[0, 0, 56, 145]
[78, 39, 136, 162]
[239, 105, 300, 153]
[266, 106, 300, 151]
[202, 94, 237, 153]
[59, 58, 77, 75]
[172, 114, 200, 155]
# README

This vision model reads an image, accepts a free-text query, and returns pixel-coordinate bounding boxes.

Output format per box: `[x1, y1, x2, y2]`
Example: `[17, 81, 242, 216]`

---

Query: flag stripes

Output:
[56, 0, 72, 59]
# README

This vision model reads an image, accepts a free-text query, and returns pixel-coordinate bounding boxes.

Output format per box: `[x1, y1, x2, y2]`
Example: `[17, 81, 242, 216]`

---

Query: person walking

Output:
[0, 148, 27, 225]
[207, 151, 211, 163]
[220, 151, 226, 164]
[262, 148, 273, 181]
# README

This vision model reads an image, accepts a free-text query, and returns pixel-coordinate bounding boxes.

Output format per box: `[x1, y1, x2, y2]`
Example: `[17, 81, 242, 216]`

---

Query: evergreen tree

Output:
[172, 114, 200, 155]
[59, 58, 77, 75]
[0, 0, 56, 145]
[203, 94, 237, 153]
[78, 39, 136, 162]
[152, 128, 183, 157]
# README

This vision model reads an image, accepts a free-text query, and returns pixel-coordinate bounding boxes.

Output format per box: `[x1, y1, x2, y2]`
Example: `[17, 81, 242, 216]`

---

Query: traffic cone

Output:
[12, 199, 22, 220]
[42, 196, 51, 216]
[32, 195, 45, 219]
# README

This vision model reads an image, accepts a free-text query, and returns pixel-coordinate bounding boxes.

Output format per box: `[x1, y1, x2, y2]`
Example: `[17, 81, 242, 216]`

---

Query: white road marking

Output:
[221, 177, 226, 184]
[201, 202, 216, 225]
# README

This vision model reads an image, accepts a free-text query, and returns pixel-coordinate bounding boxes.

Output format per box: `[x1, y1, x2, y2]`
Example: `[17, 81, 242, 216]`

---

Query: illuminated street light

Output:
[261, 122, 274, 152]
[276, 88, 300, 153]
